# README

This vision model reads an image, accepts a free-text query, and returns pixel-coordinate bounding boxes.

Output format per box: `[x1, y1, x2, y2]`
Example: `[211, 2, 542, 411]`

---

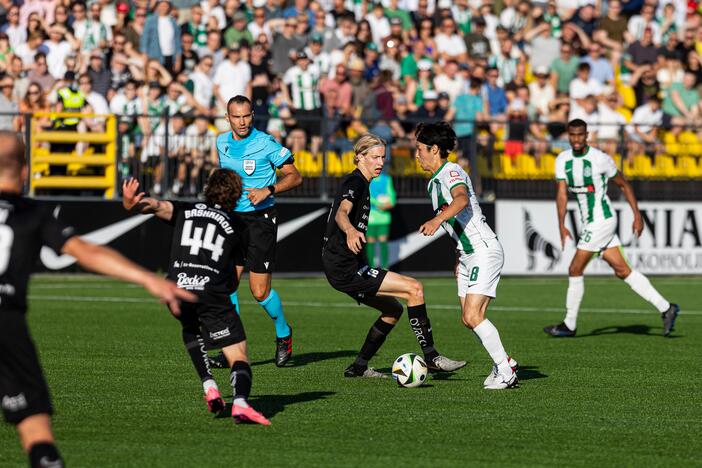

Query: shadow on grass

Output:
[577, 324, 674, 337]
[517, 366, 547, 381]
[251, 350, 358, 367]
[216, 391, 337, 419]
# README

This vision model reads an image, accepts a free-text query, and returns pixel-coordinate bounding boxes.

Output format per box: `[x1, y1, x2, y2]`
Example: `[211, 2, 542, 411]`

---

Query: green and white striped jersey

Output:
[555, 146, 618, 224]
[427, 161, 496, 254]
[282, 65, 321, 110]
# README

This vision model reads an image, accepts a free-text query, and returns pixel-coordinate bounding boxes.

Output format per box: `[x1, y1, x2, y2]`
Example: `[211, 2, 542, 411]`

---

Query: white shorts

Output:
[577, 217, 621, 252]
[456, 237, 504, 298]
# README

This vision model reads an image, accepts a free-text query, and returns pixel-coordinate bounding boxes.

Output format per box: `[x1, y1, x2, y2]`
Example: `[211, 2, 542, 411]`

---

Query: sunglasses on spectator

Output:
[79, 80, 91, 84]
[28, 89, 41, 95]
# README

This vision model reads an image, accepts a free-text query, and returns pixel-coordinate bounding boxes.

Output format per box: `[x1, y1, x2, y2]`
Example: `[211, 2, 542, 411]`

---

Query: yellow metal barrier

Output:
[29, 112, 117, 198]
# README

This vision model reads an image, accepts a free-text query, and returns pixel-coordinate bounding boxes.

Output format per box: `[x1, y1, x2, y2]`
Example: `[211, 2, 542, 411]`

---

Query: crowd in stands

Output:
[1, 0, 701, 196]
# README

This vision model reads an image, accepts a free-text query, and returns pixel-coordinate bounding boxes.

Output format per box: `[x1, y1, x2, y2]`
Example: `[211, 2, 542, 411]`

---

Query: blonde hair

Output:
[353, 133, 386, 164]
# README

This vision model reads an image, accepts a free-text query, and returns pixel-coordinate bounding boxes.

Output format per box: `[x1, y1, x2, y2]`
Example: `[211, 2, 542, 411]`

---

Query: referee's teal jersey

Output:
[216, 128, 293, 212]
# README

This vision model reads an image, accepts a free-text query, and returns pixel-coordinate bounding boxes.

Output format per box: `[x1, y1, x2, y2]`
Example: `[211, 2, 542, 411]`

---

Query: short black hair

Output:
[577, 62, 591, 72]
[227, 95, 252, 112]
[415, 121, 456, 158]
[567, 119, 587, 131]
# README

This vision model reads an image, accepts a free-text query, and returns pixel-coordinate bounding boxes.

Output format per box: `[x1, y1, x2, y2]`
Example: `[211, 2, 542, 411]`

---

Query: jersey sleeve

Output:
[555, 154, 566, 180]
[266, 136, 294, 168]
[599, 151, 618, 178]
[444, 164, 468, 191]
[40, 207, 76, 254]
[339, 176, 366, 205]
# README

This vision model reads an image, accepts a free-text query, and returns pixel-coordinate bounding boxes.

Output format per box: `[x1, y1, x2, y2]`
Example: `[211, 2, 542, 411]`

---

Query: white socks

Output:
[473, 319, 510, 374]
[203, 378, 218, 394]
[233, 398, 249, 408]
[624, 270, 670, 313]
[564, 276, 585, 331]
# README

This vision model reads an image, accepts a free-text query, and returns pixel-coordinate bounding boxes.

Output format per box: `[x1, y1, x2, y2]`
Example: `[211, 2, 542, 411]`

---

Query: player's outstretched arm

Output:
[556, 180, 572, 249]
[420, 185, 468, 236]
[611, 172, 644, 237]
[61, 237, 196, 315]
[336, 199, 365, 254]
[122, 179, 174, 221]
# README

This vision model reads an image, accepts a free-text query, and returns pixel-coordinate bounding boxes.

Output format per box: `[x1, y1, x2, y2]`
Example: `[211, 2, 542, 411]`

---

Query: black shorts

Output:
[178, 300, 246, 350]
[294, 108, 322, 137]
[324, 263, 388, 302]
[0, 313, 52, 424]
[234, 206, 277, 274]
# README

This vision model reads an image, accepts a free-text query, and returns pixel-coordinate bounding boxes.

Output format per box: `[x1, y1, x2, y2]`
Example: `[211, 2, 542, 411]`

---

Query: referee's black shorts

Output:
[0, 313, 53, 424]
[233, 206, 278, 274]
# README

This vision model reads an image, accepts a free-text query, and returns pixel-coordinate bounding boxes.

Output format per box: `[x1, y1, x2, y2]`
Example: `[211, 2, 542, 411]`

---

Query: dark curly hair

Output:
[414, 121, 457, 159]
[204, 169, 242, 211]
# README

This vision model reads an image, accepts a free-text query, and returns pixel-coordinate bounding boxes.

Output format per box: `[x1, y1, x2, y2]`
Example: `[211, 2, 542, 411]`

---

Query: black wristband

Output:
[268, 185, 276, 194]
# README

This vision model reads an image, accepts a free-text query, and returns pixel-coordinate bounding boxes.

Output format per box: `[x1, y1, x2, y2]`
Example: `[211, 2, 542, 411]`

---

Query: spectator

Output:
[180, 4, 208, 48]
[525, 21, 560, 73]
[529, 66, 556, 117]
[225, 11, 254, 48]
[385, 0, 412, 32]
[86, 49, 111, 98]
[197, 31, 225, 73]
[551, 43, 579, 94]
[14, 33, 45, 70]
[570, 94, 601, 141]
[581, 43, 614, 85]
[305, 33, 331, 77]
[124, 8, 147, 50]
[409, 89, 445, 122]
[416, 18, 438, 62]
[179, 32, 200, 75]
[405, 59, 434, 112]
[200, 0, 226, 30]
[569, 62, 603, 118]
[447, 78, 484, 184]
[184, 116, 217, 195]
[44, 25, 77, 80]
[489, 38, 522, 86]
[662, 71, 701, 128]
[0, 76, 19, 131]
[1, 6, 26, 51]
[283, 50, 322, 154]
[631, 63, 660, 106]
[213, 45, 251, 114]
[627, 27, 658, 69]
[434, 17, 467, 64]
[657, 54, 684, 90]
[271, 17, 305, 76]
[482, 66, 508, 133]
[27, 53, 55, 93]
[434, 60, 464, 105]
[362, 42, 381, 82]
[628, 4, 661, 45]
[464, 16, 491, 62]
[400, 39, 428, 83]
[6, 56, 29, 101]
[597, 92, 627, 155]
[594, 0, 628, 51]
[319, 63, 352, 118]
[19, 81, 52, 132]
[249, 7, 273, 43]
[627, 96, 663, 159]
[378, 38, 402, 81]
[141, 0, 182, 72]
[365, 2, 390, 47]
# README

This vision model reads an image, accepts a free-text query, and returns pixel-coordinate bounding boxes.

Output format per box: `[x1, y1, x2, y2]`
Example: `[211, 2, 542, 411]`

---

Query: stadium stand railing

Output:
[8, 113, 702, 200]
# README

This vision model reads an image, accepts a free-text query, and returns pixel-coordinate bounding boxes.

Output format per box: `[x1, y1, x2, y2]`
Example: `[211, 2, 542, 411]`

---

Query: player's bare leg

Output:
[601, 247, 679, 336]
[544, 249, 594, 337]
[16, 414, 64, 467]
[376, 272, 466, 372]
[221, 342, 270, 425]
[461, 294, 518, 389]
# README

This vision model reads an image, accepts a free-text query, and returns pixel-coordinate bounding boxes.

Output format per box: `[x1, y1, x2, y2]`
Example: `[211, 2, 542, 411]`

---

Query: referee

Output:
[216, 95, 302, 367]
[0, 132, 194, 467]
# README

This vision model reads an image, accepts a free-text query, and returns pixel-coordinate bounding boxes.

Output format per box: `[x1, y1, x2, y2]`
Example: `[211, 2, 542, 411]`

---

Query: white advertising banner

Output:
[495, 200, 702, 275]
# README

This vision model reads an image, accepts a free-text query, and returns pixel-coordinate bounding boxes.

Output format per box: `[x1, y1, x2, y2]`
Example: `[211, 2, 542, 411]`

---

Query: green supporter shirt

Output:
[384, 8, 412, 30]
[662, 82, 699, 117]
[551, 56, 580, 94]
[368, 173, 396, 226]
[401, 55, 419, 80]
[224, 27, 254, 48]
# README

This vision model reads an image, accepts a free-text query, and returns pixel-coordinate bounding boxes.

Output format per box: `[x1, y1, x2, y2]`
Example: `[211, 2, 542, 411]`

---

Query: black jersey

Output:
[166, 201, 239, 302]
[0, 193, 75, 314]
[321, 169, 371, 278]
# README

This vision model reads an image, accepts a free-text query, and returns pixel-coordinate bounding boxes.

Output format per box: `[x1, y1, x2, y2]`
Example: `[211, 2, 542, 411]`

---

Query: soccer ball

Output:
[392, 353, 428, 388]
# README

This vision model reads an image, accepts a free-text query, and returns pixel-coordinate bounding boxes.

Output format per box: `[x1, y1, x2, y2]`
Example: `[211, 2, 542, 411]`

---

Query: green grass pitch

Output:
[1, 275, 701, 467]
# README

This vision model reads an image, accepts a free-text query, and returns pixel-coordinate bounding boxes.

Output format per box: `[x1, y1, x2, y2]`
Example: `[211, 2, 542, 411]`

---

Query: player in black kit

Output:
[322, 134, 467, 377]
[122, 170, 270, 425]
[0, 131, 195, 468]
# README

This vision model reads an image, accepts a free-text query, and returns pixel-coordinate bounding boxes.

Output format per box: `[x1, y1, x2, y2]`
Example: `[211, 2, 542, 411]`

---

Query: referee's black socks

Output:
[354, 317, 395, 368]
[29, 442, 64, 468]
[407, 304, 439, 362]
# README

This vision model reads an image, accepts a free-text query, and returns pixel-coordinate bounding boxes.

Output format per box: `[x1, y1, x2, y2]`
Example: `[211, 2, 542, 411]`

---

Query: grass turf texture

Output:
[1, 275, 701, 467]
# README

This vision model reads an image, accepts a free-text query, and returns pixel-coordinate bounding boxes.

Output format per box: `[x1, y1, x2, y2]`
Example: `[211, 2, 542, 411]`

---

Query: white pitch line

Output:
[27, 295, 702, 316]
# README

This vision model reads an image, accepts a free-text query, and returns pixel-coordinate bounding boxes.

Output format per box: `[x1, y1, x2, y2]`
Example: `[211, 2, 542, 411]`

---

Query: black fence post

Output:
[617, 122, 626, 173]
[162, 106, 170, 196]
[23, 113, 31, 195]
[320, 115, 328, 200]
